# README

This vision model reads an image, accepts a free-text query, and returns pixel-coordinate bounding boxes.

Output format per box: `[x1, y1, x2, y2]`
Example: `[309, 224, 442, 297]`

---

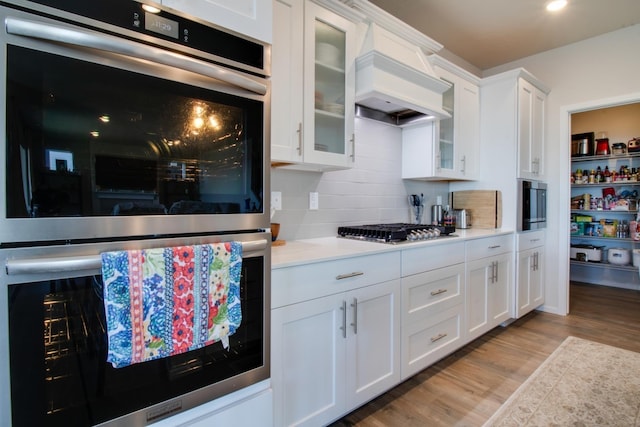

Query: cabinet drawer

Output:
[401, 305, 463, 379]
[466, 234, 513, 261]
[517, 230, 545, 251]
[401, 241, 465, 277]
[272, 251, 401, 308]
[402, 263, 464, 325]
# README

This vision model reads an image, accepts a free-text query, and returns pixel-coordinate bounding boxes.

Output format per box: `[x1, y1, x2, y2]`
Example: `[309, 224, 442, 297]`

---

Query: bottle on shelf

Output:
[604, 166, 611, 182]
[634, 211, 640, 241]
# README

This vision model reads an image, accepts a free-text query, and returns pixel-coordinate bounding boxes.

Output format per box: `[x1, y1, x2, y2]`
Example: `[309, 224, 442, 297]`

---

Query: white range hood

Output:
[355, 23, 451, 125]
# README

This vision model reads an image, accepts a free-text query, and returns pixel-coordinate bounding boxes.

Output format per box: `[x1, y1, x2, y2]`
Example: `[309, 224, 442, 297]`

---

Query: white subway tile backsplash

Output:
[271, 118, 449, 241]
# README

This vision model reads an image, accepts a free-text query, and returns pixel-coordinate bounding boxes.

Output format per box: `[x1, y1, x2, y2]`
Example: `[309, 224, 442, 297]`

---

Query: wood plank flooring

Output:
[331, 282, 640, 427]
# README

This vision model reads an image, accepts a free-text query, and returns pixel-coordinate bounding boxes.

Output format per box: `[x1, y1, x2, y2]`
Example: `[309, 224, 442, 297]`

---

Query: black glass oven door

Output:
[6, 45, 264, 219]
[7, 257, 264, 426]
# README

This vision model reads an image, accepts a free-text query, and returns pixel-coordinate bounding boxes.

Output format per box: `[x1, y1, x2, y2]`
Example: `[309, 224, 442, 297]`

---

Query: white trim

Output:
[559, 91, 640, 315]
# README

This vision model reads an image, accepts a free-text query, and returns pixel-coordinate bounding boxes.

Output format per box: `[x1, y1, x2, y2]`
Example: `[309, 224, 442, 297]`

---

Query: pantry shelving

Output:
[570, 151, 640, 282]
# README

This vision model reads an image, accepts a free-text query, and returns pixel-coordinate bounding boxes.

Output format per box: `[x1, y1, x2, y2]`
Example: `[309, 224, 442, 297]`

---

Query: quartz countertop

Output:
[272, 228, 514, 269]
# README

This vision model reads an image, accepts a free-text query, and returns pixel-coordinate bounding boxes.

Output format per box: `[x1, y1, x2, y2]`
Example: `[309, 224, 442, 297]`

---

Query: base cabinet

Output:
[516, 231, 545, 318]
[400, 242, 465, 379]
[271, 279, 400, 427]
[466, 236, 513, 341]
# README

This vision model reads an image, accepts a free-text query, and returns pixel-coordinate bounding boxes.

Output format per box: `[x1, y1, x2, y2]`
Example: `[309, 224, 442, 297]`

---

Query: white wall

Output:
[270, 117, 449, 241]
[483, 23, 640, 315]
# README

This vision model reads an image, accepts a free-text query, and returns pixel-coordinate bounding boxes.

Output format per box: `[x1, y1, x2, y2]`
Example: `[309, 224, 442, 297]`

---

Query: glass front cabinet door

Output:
[303, 1, 355, 170]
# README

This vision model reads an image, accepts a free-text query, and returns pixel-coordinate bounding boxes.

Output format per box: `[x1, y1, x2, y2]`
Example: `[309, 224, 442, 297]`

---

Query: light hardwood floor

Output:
[331, 282, 640, 426]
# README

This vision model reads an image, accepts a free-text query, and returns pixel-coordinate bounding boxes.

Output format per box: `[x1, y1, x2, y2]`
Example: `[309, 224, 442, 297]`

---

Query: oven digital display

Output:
[145, 12, 179, 39]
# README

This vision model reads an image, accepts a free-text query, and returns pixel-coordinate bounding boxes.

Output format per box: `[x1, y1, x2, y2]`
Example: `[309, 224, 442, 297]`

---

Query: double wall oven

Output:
[0, 0, 271, 425]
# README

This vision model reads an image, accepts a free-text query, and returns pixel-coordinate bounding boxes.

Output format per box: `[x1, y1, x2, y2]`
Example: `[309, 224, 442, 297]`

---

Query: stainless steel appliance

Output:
[0, 1, 271, 425]
[518, 180, 547, 231]
[571, 132, 594, 157]
[1, 0, 270, 245]
[1, 232, 270, 426]
[337, 223, 456, 244]
[453, 209, 471, 229]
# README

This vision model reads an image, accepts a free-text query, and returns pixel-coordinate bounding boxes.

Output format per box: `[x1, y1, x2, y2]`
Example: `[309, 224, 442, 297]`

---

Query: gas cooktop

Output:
[337, 223, 456, 244]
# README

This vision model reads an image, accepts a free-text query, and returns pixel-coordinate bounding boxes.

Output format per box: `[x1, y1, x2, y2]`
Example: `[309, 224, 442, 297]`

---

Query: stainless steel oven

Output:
[518, 179, 547, 231]
[0, 1, 272, 425]
[0, 0, 271, 245]
[1, 231, 271, 426]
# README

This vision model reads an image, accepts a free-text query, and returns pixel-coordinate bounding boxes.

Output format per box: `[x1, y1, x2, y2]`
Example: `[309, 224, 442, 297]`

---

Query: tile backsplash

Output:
[270, 118, 449, 241]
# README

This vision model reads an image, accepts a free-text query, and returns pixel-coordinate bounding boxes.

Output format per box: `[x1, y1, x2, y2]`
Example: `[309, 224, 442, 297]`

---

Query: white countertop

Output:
[271, 228, 514, 269]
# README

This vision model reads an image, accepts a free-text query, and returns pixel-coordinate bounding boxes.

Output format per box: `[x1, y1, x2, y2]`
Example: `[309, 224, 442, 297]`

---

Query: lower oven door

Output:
[0, 232, 270, 426]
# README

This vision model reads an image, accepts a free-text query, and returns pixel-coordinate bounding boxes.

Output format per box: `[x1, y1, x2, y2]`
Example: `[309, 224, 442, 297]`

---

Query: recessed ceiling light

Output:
[546, 0, 568, 12]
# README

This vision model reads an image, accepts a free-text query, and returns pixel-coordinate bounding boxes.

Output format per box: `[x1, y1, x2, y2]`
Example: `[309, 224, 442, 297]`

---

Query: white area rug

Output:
[484, 336, 640, 426]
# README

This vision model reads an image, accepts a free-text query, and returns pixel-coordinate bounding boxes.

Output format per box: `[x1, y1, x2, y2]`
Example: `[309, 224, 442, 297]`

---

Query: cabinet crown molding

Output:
[338, 0, 443, 54]
[482, 68, 551, 94]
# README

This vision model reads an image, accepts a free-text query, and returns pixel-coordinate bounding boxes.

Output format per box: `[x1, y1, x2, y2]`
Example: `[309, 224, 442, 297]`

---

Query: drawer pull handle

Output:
[431, 333, 448, 343]
[488, 245, 501, 249]
[431, 288, 448, 296]
[530, 238, 540, 243]
[336, 271, 364, 280]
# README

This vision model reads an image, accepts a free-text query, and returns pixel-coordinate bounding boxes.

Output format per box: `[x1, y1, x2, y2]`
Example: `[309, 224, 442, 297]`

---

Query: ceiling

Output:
[367, 0, 640, 71]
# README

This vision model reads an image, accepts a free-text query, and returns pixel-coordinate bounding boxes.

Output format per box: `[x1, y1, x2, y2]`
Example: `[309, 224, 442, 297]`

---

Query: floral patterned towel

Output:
[101, 242, 242, 368]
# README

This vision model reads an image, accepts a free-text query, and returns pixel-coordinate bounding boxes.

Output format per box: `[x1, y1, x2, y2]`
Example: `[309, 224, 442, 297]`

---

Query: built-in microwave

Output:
[518, 179, 547, 231]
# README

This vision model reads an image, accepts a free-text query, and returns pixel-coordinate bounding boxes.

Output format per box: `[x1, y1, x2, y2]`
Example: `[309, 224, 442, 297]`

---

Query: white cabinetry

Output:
[271, 252, 401, 426]
[516, 230, 545, 318]
[161, 0, 272, 43]
[518, 78, 546, 179]
[400, 242, 465, 379]
[271, 0, 358, 171]
[465, 235, 513, 341]
[401, 57, 479, 181]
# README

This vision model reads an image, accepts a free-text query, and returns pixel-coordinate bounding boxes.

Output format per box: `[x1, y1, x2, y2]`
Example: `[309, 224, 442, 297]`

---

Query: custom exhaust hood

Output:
[355, 23, 451, 126]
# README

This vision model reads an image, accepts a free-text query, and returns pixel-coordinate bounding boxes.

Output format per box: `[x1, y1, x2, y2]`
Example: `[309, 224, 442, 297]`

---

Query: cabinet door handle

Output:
[350, 298, 358, 334]
[431, 288, 448, 296]
[460, 155, 466, 174]
[336, 271, 364, 280]
[495, 261, 499, 283]
[296, 122, 303, 155]
[436, 153, 441, 172]
[431, 332, 448, 343]
[340, 300, 347, 339]
[350, 134, 356, 162]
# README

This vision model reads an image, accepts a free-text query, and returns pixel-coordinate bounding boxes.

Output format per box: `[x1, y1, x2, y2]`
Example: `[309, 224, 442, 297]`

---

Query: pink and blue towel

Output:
[101, 242, 242, 368]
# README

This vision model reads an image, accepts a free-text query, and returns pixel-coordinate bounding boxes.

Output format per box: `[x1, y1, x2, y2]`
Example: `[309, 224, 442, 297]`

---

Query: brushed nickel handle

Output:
[296, 122, 303, 155]
[350, 298, 358, 334]
[6, 17, 267, 95]
[431, 332, 447, 343]
[460, 155, 466, 174]
[430, 288, 448, 296]
[336, 271, 364, 280]
[350, 134, 356, 162]
[340, 300, 347, 339]
[488, 245, 501, 249]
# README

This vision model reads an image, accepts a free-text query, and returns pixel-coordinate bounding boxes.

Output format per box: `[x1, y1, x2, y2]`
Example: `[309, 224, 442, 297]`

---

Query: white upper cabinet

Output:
[271, 0, 304, 164]
[271, 0, 358, 171]
[402, 56, 479, 181]
[518, 77, 546, 179]
[161, 0, 273, 43]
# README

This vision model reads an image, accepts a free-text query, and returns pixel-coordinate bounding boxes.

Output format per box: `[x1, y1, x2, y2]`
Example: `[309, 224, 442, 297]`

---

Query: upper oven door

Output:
[0, 4, 270, 245]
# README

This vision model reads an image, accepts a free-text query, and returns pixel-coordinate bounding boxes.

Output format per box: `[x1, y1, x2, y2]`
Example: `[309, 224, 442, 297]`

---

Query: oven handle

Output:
[5, 239, 268, 276]
[5, 17, 267, 96]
